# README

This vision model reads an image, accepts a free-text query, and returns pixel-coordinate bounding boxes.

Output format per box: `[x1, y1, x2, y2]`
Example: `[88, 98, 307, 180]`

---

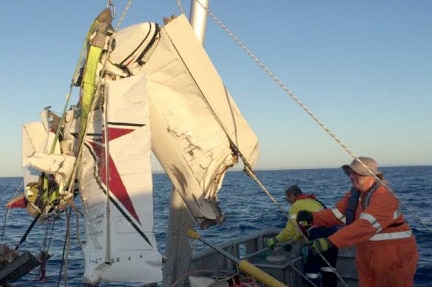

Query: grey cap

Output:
[342, 157, 383, 176]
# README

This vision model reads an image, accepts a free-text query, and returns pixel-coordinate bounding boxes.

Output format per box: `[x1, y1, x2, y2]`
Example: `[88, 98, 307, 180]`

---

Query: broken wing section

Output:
[78, 75, 162, 285]
[21, 109, 76, 217]
[109, 15, 259, 227]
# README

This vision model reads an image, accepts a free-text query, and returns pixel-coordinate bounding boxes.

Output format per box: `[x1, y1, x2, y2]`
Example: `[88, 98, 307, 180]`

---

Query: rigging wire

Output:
[57, 207, 73, 287]
[195, 0, 431, 233]
[188, 2, 431, 283]
[57, 0, 133, 283]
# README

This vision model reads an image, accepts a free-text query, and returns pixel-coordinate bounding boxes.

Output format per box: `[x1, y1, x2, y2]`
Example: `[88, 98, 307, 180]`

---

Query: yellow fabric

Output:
[275, 198, 324, 242]
[75, 8, 112, 153]
[76, 45, 103, 151]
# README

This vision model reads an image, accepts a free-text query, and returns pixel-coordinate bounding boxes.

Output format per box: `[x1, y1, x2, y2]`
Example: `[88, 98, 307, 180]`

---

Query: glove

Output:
[266, 237, 278, 249]
[307, 238, 333, 255]
[297, 210, 313, 228]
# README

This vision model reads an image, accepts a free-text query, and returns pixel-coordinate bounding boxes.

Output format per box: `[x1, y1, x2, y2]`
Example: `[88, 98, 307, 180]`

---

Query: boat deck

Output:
[189, 228, 358, 286]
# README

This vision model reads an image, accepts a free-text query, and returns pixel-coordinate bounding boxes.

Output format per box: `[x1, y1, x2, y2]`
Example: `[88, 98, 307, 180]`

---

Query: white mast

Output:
[189, 0, 209, 44]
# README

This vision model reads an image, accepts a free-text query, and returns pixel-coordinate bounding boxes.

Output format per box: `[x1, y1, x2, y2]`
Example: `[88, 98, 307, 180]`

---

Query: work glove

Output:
[297, 210, 313, 228]
[307, 238, 333, 255]
[266, 237, 278, 249]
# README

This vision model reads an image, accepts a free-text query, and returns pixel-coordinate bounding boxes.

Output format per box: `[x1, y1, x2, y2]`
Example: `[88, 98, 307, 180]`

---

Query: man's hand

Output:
[297, 210, 313, 228]
[266, 237, 278, 249]
[307, 238, 333, 254]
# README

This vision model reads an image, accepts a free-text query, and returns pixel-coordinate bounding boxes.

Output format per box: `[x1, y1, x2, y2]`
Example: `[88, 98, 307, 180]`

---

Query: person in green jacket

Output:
[266, 185, 338, 287]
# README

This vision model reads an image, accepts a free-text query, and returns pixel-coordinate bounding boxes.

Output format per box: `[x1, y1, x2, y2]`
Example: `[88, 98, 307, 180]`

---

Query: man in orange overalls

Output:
[297, 156, 418, 287]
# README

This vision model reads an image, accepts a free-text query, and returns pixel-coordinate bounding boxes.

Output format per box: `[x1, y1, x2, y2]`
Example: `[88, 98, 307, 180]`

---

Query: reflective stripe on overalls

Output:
[346, 182, 411, 241]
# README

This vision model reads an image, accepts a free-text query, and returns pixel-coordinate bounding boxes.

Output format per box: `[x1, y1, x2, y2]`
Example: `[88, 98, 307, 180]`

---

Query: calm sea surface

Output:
[1, 166, 431, 286]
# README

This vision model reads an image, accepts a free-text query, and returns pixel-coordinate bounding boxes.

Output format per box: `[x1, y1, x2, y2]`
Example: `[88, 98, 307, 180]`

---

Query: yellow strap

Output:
[75, 8, 112, 153]
[76, 45, 103, 150]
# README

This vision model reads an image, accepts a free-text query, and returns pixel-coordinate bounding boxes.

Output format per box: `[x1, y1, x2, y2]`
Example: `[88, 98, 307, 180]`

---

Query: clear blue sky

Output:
[0, 1, 431, 177]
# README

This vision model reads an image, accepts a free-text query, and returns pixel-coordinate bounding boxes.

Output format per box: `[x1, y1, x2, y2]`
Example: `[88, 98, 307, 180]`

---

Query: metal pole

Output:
[189, 0, 209, 45]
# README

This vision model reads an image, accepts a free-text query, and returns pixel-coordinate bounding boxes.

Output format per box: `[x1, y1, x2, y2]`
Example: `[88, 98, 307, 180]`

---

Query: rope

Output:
[182, 4, 372, 285]
[31, 1, 430, 285]
[193, 2, 432, 235]
[57, 207, 72, 287]
[176, 0, 186, 15]
[112, 0, 132, 32]
[200, 4, 354, 160]
[289, 217, 350, 287]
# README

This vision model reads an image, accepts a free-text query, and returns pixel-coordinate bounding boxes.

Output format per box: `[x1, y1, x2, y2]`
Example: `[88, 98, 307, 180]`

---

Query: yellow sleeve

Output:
[275, 203, 302, 242]
[275, 198, 324, 242]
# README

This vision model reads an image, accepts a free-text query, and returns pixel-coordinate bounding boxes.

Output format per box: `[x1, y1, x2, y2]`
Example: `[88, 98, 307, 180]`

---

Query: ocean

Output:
[0, 166, 431, 286]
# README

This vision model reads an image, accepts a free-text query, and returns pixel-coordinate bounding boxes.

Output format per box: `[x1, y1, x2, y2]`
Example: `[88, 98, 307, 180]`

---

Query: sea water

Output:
[0, 166, 431, 286]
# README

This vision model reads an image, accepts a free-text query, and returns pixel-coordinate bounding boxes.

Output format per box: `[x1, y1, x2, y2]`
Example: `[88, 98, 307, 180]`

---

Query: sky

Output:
[0, 0, 431, 177]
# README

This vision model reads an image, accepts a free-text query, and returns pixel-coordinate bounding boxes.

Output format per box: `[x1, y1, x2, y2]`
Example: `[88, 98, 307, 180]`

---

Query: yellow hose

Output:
[239, 260, 288, 287]
[187, 229, 289, 287]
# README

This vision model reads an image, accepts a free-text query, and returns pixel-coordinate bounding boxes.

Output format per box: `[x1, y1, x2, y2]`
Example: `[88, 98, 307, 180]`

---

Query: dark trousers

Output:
[303, 246, 338, 287]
